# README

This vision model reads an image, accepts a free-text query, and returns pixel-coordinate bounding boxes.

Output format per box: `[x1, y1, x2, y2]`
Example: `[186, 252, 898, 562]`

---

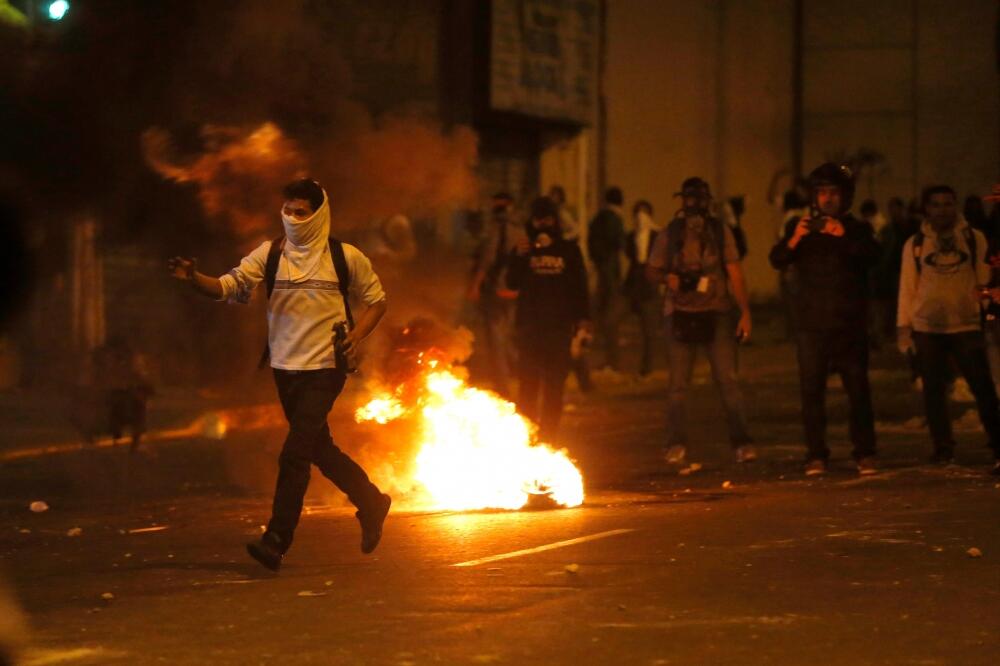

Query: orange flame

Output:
[356, 362, 584, 511]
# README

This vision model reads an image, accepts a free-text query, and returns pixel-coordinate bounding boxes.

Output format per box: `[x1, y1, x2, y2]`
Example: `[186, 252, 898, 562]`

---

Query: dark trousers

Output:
[517, 328, 573, 442]
[796, 329, 876, 461]
[631, 297, 661, 376]
[914, 331, 1000, 457]
[664, 313, 750, 447]
[268, 368, 381, 551]
[594, 264, 621, 369]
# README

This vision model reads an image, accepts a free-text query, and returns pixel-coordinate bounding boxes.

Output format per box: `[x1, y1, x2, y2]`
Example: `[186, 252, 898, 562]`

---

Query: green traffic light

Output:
[46, 0, 69, 21]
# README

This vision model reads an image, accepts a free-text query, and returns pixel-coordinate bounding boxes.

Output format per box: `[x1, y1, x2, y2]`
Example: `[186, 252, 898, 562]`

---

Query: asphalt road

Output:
[3, 342, 1000, 665]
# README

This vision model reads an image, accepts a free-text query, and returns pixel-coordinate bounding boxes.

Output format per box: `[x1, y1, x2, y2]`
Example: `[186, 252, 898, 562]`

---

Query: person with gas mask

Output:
[646, 177, 753, 466]
[897, 185, 1000, 475]
[507, 196, 590, 442]
[769, 163, 881, 476]
[168, 178, 391, 571]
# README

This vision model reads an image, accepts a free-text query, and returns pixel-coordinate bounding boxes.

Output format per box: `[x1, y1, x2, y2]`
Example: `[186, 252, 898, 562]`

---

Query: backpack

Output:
[257, 236, 353, 368]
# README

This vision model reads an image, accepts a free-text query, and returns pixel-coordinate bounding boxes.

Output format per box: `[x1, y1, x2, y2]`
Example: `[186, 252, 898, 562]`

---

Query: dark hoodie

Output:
[769, 214, 880, 331]
[506, 222, 589, 335]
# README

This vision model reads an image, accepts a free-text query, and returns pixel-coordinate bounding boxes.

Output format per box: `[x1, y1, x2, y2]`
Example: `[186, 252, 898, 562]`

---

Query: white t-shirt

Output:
[219, 241, 386, 370]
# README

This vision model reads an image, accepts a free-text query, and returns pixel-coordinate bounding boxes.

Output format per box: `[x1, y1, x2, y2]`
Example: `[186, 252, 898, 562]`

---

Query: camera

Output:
[807, 205, 826, 232]
[678, 271, 702, 293]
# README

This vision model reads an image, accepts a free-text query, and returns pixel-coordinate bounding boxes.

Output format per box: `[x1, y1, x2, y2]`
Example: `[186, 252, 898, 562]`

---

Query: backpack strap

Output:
[264, 235, 285, 299]
[963, 226, 978, 273]
[912, 231, 924, 276]
[664, 216, 686, 274]
[328, 237, 354, 328]
[258, 236, 286, 369]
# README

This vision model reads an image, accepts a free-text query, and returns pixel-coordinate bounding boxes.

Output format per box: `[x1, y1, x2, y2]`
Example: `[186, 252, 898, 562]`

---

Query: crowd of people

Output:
[461, 165, 1000, 478]
[159, 172, 1000, 573]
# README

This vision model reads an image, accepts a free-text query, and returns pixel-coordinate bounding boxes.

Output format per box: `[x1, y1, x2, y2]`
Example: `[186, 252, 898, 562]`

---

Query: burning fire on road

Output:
[355, 333, 584, 512]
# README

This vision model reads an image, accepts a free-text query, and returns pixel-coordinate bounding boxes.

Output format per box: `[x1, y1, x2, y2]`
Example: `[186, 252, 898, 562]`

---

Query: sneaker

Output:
[664, 445, 687, 465]
[357, 493, 392, 555]
[804, 459, 827, 477]
[246, 532, 283, 572]
[856, 456, 878, 476]
[735, 445, 758, 464]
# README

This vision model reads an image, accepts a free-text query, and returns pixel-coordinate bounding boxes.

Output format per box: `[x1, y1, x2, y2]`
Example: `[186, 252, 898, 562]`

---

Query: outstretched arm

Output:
[168, 257, 223, 299]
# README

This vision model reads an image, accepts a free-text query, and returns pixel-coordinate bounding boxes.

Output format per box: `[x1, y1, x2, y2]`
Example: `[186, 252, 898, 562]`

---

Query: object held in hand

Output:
[333, 321, 359, 373]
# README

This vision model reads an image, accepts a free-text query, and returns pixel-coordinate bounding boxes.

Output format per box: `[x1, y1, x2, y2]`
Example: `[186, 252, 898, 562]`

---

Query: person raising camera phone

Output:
[646, 177, 754, 467]
[769, 163, 881, 477]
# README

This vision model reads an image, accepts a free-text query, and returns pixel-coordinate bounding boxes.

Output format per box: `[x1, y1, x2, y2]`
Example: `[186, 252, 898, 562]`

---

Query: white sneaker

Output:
[664, 445, 687, 465]
[804, 459, 827, 476]
[735, 445, 758, 463]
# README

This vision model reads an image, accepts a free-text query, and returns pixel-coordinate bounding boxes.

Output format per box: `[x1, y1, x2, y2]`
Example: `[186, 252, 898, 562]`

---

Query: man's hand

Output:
[787, 218, 811, 249]
[735, 311, 752, 342]
[666, 273, 681, 292]
[820, 218, 845, 237]
[168, 256, 196, 281]
[897, 326, 915, 355]
[515, 236, 531, 256]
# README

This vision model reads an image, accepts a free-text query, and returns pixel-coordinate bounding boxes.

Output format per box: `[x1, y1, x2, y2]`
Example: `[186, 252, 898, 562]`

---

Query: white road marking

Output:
[451, 528, 635, 567]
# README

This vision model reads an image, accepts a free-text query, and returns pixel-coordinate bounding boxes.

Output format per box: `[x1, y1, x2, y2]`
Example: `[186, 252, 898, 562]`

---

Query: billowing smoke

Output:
[142, 123, 307, 243]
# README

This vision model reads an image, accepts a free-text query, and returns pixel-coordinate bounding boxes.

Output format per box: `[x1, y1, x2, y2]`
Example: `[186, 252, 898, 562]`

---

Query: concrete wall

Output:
[802, 0, 998, 208]
[604, 0, 795, 300]
[604, 0, 999, 300]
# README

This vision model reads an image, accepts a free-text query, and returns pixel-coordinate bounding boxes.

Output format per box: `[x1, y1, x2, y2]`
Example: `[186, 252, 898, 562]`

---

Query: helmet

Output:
[675, 177, 712, 200]
[807, 163, 855, 213]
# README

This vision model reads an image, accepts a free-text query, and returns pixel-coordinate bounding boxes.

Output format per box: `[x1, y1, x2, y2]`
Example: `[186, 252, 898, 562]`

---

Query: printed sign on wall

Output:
[490, 0, 599, 124]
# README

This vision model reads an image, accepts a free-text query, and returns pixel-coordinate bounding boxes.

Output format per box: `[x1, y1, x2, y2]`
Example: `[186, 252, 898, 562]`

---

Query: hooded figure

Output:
[280, 188, 332, 282]
[168, 177, 392, 572]
[507, 196, 590, 441]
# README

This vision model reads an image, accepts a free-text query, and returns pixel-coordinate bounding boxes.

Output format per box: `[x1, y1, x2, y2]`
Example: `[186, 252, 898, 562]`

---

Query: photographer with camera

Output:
[769, 163, 881, 476]
[646, 177, 753, 466]
[168, 178, 391, 572]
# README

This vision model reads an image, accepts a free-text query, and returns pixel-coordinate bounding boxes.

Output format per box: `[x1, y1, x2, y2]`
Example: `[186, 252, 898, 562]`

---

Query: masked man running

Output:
[168, 178, 391, 571]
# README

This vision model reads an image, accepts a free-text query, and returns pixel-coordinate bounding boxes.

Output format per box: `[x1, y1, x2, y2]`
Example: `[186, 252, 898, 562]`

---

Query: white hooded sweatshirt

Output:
[218, 191, 386, 370]
[897, 218, 989, 334]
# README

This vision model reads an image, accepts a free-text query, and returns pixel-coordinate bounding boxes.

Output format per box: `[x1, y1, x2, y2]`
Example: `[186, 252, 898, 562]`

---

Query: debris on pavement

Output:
[722, 480, 733, 489]
[679, 463, 702, 476]
[101, 592, 115, 601]
[128, 526, 169, 534]
[297, 590, 327, 597]
[564, 563, 580, 574]
[966, 547, 983, 558]
[66, 527, 82, 537]
[29, 501, 49, 513]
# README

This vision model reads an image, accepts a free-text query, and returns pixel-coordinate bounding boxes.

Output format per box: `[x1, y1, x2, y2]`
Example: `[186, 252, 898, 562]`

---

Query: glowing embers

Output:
[355, 365, 584, 511]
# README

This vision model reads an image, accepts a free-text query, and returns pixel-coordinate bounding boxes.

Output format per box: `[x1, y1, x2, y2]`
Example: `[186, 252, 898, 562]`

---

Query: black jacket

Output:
[507, 237, 589, 335]
[769, 214, 880, 331]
